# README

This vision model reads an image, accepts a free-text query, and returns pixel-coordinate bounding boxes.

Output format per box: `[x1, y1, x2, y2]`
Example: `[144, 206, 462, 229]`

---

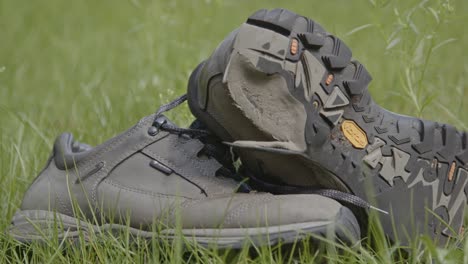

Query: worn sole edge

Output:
[7, 207, 360, 249]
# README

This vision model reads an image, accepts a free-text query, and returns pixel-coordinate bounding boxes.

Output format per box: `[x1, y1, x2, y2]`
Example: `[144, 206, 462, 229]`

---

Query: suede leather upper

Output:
[20, 115, 346, 230]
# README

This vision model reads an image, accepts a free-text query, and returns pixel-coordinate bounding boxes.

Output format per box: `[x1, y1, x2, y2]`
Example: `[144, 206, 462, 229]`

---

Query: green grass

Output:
[0, 0, 467, 262]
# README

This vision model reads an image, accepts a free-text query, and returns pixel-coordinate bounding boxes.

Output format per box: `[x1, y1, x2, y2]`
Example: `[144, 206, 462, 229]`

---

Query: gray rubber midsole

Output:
[8, 208, 359, 248]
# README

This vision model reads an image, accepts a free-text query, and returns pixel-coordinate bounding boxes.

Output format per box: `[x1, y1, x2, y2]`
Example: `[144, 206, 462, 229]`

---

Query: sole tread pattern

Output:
[322, 36, 352, 70]
[239, 8, 468, 245]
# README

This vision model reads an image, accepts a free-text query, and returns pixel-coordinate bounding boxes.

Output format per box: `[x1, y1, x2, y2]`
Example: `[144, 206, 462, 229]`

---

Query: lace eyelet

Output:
[153, 116, 167, 129]
[147, 126, 158, 136]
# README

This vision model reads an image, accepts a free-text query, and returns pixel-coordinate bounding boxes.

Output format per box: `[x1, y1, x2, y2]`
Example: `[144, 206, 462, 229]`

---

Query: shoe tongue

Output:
[156, 115, 236, 173]
[189, 119, 208, 130]
[165, 118, 246, 193]
[188, 119, 236, 171]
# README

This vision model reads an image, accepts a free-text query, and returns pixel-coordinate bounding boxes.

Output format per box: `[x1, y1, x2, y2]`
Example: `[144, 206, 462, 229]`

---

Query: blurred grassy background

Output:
[0, 0, 466, 262]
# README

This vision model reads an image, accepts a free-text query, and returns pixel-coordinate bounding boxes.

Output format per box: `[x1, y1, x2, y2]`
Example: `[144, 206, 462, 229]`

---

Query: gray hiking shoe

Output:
[7, 104, 360, 248]
[186, 9, 468, 246]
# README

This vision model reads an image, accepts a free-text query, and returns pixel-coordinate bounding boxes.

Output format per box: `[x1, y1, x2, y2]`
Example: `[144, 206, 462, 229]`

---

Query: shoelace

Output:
[152, 94, 210, 137]
[243, 168, 388, 215]
[153, 95, 388, 215]
[152, 95, 251, 193]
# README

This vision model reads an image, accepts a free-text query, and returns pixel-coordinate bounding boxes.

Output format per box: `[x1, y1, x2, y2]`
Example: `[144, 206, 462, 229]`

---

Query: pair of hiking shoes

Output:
[9, 9, 467, 248]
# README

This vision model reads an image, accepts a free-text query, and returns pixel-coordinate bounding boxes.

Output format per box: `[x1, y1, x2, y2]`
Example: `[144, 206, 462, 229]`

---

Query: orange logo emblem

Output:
[290, 39, 298, 55]
[341, 120, 368, 149]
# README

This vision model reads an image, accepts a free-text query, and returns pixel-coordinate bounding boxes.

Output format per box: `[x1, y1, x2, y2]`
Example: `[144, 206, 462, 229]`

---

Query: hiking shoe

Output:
[7, 104, 360, 248]
[186, 8, 468, 245]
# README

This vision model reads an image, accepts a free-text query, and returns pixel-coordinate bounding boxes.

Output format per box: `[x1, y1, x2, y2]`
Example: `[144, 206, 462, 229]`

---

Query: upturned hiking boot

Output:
[187, 8, 468, 246]
[8, 101, 360, 248]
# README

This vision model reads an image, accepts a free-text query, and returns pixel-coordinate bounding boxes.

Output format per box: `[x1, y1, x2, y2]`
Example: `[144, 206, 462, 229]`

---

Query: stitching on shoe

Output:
[143, 147, 210, 193]
[89, 126, 163, 209]
[63, 115, 166, 214]
[103, 178, 194, 199]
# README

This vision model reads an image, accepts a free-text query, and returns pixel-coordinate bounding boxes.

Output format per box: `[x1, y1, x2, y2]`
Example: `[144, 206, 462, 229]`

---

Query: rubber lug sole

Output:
[188, 8, 468, 246]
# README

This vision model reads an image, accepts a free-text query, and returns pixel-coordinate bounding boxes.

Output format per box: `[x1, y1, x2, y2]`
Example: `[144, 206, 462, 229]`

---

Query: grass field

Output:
[0, 0, 467, 262]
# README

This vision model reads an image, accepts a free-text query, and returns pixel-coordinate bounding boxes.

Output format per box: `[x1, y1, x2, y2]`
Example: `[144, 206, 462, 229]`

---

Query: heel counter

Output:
[20, 154, 61, 212]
